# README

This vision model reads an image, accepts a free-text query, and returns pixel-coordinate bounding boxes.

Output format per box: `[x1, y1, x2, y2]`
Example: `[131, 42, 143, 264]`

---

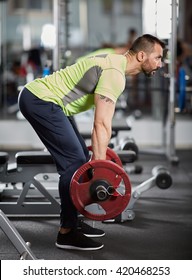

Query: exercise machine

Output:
[0, 209, 37, 260]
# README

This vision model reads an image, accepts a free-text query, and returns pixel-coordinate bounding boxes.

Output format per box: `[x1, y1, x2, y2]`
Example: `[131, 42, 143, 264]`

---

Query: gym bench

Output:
[0, 151, 60, 216]
[0, 151, 60, 259]
[80, 118, 132, 141]
[80, 118, 141, 173]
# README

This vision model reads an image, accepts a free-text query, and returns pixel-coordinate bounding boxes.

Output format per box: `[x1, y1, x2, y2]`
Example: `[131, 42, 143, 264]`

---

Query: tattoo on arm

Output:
[99, 95, 114, 104]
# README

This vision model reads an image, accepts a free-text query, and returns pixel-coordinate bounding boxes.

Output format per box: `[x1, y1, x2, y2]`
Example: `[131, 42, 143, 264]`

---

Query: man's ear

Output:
[136, 51, 145, 62]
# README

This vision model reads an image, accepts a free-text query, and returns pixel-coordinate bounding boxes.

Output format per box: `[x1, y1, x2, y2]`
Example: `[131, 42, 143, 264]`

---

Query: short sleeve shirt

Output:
[25, 54, 127, 116]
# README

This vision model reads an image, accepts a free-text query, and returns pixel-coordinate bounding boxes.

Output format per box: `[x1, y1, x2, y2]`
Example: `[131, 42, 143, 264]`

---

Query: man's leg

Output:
[18, 88, 104, 250]
[19, 88, 87, 227]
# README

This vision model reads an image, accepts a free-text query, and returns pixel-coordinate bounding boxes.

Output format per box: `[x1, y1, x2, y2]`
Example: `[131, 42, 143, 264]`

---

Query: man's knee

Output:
[73, 154, 87, 170]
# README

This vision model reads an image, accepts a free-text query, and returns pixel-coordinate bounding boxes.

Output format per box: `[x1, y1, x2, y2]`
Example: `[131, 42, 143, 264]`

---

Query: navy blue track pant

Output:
[18, 87, 89, 228]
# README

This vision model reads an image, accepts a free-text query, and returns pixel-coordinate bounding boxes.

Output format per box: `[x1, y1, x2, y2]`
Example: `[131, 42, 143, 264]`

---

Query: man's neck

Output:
[124, 52, 141, 76]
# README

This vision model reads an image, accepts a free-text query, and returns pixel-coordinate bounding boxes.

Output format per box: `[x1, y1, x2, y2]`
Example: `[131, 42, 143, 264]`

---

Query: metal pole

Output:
[0, 1, 7, 117]
[167, 0, 179, 164]
[53, 0, 59, 71]
[79, 0, 88, 47]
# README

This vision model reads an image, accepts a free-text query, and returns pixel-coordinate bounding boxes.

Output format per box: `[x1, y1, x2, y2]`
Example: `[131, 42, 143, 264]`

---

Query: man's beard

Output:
[142, 60, 158, 77]
[142, 68, 157, 78]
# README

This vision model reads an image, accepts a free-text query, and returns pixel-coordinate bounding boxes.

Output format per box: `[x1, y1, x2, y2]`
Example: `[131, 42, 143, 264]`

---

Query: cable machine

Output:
[52, 0, 179, 165]
[140, 0, 179, 165]
[166, 0, 179, 164]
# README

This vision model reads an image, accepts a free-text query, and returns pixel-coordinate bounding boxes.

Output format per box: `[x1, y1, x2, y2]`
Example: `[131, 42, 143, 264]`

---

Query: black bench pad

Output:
[16, 151, 55, 165]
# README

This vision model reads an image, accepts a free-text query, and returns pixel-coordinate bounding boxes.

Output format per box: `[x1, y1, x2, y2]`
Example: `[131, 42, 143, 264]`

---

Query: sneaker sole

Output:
[84, 233, 105, 238]
[55, 242, 104, 251]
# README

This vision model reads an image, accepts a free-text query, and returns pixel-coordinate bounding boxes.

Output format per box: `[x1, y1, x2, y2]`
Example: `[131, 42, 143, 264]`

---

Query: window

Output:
[122, 0, 135, 15]
[103, 0, 113, 14]
[9, 0, 52, 14]
[102, 0, 138, 16]
[13, 0, 25, 10]
[27, 0, 42, 10]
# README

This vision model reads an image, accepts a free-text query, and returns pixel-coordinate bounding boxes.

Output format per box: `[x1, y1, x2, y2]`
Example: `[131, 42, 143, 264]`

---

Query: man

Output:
[18, 34, 165, 251]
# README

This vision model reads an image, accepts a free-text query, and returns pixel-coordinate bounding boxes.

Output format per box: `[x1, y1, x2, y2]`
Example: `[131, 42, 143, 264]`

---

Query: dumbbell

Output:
[117, 137, 142, 173]
[152, 165, 172, 189]
[118, 137, 139, 159]
[70, 159, 131, 221]
[125, 164, 143, 174]
[132, 109, 142, 119]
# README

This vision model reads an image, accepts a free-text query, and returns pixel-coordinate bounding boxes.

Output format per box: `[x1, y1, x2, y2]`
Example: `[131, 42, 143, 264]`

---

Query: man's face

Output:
[142, 44, 163, 77]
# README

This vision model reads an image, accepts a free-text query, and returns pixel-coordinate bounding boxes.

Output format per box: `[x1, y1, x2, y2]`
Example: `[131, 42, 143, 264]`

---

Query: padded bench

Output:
[81, 119, 131, 140]
[0, 152, 9, 165]
[0, 151, 60, 216]
[0, 151, 57, 184]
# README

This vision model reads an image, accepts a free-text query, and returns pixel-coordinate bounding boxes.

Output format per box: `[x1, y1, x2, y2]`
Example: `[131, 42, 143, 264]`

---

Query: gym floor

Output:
[0, 148, 191, 260]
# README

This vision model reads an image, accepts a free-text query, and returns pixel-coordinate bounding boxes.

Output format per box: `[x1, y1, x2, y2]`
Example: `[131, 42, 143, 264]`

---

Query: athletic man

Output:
[18, 34, 165, 251]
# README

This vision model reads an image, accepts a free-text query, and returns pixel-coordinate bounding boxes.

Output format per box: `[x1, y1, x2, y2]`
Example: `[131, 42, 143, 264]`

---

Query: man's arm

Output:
[91, 93, 116, 160]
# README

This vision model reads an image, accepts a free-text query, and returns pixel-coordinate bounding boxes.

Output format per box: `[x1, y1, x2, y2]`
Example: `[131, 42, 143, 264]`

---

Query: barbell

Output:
[70, 147, 131, 221]
[70, 148, 173, 221]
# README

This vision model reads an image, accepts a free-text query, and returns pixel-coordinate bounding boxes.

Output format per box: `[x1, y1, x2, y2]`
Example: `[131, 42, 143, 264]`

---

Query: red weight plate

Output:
[87, 146, 123, 167]
[70, 160, 131, 221]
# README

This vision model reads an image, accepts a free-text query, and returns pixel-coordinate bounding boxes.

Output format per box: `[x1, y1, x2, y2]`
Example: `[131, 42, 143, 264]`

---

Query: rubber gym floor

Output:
[0, 148, 191, 260]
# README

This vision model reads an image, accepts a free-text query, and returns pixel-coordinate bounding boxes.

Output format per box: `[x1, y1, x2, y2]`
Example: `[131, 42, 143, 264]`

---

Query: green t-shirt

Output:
[25, 53, 127, 116]
[76, 48, 116, 62]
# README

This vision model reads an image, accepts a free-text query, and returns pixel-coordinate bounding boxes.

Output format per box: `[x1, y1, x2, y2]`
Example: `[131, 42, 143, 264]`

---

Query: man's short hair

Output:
[129, 34, 166, 54]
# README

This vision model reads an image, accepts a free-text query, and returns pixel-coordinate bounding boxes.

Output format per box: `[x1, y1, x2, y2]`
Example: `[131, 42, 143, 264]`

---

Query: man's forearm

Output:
[91, 123, 111, 160]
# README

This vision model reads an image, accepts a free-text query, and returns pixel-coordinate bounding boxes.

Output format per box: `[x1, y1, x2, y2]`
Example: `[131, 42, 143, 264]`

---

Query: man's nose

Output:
[158, 60, 163, 68]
